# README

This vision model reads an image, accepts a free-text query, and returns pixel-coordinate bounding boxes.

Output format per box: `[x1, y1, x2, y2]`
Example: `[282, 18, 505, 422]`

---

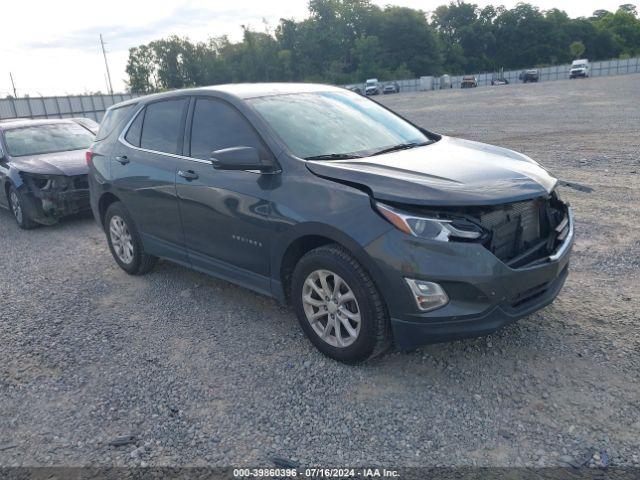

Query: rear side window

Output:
[190, 98, 265, 160]
[96, 104, 135, 141]
[124, 108, 145, 147]
[140, 98, 188, 155]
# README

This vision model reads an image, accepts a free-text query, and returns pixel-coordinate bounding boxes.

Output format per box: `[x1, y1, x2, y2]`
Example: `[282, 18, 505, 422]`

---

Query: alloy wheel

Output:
[301, 269, 361, 348]
[10, 190, 23, 224]
[109, 215, 134, 264]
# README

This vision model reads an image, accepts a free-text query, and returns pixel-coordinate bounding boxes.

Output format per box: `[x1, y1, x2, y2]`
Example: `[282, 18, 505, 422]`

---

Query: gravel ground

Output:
[1, 74, 639, 469]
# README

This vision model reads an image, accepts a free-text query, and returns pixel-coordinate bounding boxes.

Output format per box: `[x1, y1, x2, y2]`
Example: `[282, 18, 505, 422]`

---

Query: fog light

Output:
[405, 279, 449, 312]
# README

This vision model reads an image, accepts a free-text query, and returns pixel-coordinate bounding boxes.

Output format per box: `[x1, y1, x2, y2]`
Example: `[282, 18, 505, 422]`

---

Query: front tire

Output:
[291, 244, 390, 363]
[105, 202, 157, 275]
[8, 185, 37, 230]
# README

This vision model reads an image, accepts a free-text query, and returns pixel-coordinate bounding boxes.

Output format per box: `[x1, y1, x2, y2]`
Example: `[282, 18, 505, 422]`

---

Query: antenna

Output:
[100, 34, 114, 95]
[9, 72, 17, 97]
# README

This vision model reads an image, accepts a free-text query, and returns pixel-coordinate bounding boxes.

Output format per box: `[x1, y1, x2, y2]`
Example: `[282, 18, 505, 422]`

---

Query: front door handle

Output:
[115, 155, 129, 165]
[178, 170, 199, 181]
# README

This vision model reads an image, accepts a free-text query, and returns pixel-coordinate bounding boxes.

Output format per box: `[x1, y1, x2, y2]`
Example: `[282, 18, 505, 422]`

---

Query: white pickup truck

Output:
[570, 59, 590, 79]
[365, 78, 380, 95]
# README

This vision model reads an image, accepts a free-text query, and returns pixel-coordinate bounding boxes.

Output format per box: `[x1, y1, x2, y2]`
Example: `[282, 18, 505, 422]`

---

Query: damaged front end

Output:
[377, 190, 572, 270]
[20, 172, 90, 225]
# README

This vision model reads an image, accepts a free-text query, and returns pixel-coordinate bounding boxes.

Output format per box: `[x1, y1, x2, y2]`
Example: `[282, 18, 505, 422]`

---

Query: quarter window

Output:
[96, 104, 135, 141]
[140, 98, 188, 154]
[125, 108, 145, 147]
[190, 98, 265, 160]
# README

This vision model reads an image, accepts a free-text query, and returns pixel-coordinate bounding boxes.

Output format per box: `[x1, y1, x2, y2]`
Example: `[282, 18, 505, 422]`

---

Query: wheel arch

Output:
[274, 223, 385, 305]
[98, 192, 121, 229]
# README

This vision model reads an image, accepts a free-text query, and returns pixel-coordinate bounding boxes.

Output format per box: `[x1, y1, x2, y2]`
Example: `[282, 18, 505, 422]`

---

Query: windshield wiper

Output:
[371, 141, 429, 156]
[305, 153, 363, 161]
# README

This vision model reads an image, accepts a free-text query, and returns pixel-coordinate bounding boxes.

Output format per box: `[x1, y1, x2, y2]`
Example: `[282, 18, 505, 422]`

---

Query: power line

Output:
[100, 34, 114, 96]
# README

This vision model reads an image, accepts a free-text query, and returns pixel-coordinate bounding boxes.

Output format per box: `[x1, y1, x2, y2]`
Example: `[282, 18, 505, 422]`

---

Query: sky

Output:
[0, 0, 635, 97]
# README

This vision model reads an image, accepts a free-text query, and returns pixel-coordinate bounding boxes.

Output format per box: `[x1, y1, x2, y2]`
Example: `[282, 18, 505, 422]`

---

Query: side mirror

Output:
[211, 146, 274, 172]
[0, 145, 5, 161]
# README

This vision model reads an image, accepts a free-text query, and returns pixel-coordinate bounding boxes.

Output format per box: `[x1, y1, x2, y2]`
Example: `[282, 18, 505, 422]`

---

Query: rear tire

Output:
[105, 202, 157, 275]
[291, 244, 390, 363]
[8, 185, 37, 230]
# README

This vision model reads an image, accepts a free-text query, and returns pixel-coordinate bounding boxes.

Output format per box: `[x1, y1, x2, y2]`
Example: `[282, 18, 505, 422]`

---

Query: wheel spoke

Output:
[339, 315, 358, 338]
[302, 294, 324, 308]
[321, 320, 332, 338]
[334, 317, 344, 346]
[305, 278, 324, 298]
[341, 308, 361, 323]
[338, 291, 355, 304]
[309, 310, 327, 324]
[318, 271, 332, 297]
[332, 275, 344, 297]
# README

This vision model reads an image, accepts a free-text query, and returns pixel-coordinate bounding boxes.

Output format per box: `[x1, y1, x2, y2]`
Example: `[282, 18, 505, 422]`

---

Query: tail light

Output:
[86, 148, 94, 166]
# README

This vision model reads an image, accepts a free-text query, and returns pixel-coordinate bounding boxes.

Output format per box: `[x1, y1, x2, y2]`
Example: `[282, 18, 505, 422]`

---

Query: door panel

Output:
[111, 98, 188, 262]
[176, 163, 273, 283]
[175, 97, 276, 291]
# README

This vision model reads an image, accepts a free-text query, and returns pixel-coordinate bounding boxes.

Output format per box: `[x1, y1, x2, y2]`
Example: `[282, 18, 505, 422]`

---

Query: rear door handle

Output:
[178, 170, 199, 181]
[115, 155, 129, 165]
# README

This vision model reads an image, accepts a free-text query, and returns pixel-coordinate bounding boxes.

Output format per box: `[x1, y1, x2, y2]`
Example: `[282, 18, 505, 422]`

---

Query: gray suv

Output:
[88, 83, 573, 363]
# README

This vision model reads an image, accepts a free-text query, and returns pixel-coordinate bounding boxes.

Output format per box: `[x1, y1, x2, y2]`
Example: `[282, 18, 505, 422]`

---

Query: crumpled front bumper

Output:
[365, 208, 574, 350]
[19, 175, 90, 225]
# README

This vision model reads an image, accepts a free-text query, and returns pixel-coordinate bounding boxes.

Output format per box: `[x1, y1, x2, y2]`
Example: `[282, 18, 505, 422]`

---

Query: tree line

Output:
[125, 0, 640, 93]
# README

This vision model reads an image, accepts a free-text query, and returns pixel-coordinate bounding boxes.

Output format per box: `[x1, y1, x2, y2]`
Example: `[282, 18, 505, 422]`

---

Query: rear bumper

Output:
[365, 208, 574, 350]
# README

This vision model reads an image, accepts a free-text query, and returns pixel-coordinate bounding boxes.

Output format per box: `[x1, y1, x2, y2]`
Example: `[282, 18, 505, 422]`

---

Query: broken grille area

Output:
[474, 195, 568, 268]
[479, 199, 542, 262]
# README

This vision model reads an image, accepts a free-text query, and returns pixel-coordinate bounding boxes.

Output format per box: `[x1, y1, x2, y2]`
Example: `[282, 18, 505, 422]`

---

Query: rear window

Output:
[4, 123, 94, 157]
[96, 104, 136, 141]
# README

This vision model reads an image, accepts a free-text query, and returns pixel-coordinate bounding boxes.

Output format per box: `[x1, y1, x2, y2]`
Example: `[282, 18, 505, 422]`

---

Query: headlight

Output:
[375, 202, 483, 241]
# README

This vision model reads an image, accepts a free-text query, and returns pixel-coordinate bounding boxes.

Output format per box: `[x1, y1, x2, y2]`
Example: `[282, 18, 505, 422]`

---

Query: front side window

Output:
[190, 98, 265, 160]
[3, 123, 94, 157]
[140, 98, 188, 155]
[248, 91, 429, 159]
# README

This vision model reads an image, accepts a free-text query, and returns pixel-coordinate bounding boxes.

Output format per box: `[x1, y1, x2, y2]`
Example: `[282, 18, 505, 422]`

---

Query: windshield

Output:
[249, 91, 430, 159]
[3, 123, 94, 157]
[573, 64, 586, 69]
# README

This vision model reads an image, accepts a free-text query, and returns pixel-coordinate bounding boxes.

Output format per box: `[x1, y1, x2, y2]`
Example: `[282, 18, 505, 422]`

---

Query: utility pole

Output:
[9, 72, 17, 97]
[100, 34, 114, 95]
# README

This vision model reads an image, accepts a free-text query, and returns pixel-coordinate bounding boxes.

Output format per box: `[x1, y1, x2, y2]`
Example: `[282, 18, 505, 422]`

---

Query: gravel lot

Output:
[1, 74, 639, 469]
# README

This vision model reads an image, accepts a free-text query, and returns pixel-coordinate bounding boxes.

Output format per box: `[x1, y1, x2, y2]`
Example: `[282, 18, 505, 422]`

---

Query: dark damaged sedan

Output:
[89, 84, 573, 363]
[0, 119, 94, 229]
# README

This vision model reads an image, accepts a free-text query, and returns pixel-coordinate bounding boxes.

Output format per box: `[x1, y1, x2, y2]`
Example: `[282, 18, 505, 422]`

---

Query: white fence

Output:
[0, 93, 140, 122]
[347, 56, 640, 92]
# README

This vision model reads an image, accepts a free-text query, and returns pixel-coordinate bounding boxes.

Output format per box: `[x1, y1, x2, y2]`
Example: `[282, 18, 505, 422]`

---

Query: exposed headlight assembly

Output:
[375, 202, 483, 241]
[22, 173, 72, 192]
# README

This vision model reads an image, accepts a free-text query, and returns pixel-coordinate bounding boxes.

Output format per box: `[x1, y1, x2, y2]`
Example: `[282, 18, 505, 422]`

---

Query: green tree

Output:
[570, 40, 586, 58]
[125, 0, 640, 92]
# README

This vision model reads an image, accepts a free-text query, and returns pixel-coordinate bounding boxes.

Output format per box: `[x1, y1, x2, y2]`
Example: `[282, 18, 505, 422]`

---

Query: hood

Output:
[10, 149, 89, 176]
[305, 136, 557, 207]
